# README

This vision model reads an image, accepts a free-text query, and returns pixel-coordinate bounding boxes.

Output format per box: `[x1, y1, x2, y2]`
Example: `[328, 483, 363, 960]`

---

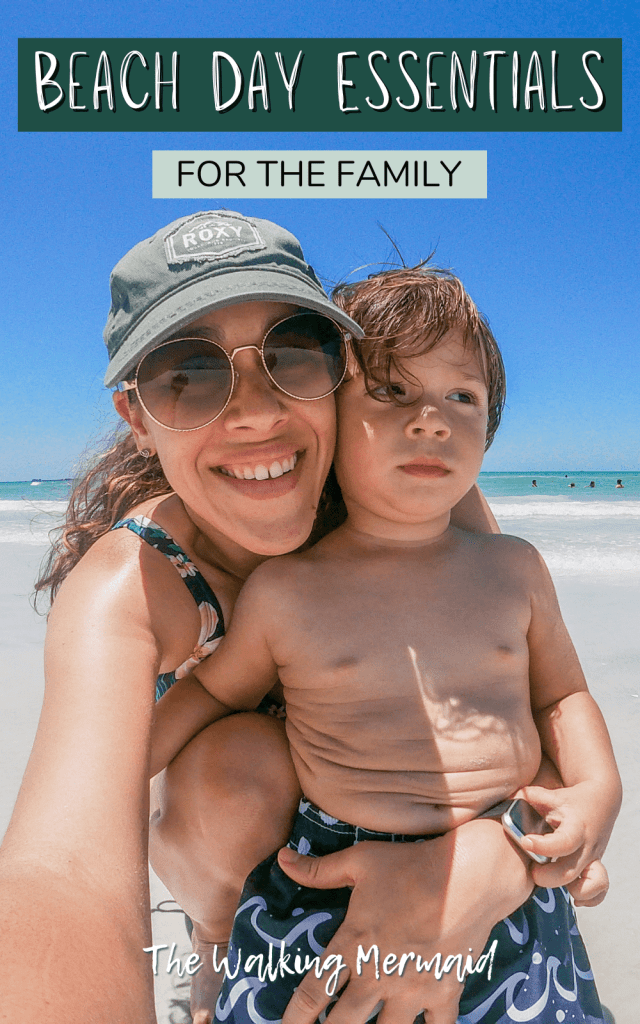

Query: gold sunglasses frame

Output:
[118, 313, 351, 432]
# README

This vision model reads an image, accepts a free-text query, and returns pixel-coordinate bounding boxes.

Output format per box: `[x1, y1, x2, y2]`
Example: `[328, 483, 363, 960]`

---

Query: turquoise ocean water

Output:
[2, 471, 638, 506]
[1, 474, 638, 580]
[484, 473, 640, 581]
[479, 471, 640, 500]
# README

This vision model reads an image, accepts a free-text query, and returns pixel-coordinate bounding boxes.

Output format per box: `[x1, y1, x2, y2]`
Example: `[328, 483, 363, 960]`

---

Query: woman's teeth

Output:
[219, 453, 298, 480]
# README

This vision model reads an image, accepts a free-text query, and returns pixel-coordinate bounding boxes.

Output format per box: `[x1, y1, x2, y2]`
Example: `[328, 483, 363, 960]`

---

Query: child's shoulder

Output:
[244, 538, 340, 605]
[233, 551, 322, 629]
[462, 529, 549, 579]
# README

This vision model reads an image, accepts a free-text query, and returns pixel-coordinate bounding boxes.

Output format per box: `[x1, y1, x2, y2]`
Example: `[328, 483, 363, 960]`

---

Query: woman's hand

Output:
[278, 817, 533, 1024]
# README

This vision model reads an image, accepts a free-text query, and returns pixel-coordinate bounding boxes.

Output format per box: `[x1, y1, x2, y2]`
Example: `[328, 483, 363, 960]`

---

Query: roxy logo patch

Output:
[164, 213, 265, 265]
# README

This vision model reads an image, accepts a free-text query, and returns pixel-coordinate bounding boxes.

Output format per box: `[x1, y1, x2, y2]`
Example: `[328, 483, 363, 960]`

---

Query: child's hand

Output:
[514, 782, 615, 905]
[564, 859, 609, 907]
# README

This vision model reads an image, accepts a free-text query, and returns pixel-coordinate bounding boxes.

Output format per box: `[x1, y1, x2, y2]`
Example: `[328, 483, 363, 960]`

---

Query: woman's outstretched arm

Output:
[0, 532, 168, 1023]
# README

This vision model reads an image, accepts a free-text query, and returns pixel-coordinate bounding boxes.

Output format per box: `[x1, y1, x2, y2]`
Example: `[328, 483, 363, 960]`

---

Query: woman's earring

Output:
[139, 449, 151, 459]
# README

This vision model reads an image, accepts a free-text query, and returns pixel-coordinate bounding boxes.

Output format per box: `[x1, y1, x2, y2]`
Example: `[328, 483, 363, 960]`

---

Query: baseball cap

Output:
[104, 210, 363, 387]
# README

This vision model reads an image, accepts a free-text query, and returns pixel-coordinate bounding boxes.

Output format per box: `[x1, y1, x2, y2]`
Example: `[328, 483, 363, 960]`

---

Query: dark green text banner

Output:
[19, 38, 621, 132]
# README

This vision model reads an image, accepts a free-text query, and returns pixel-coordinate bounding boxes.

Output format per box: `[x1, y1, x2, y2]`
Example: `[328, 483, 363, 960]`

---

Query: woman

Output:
[0, 211, 553, 1024]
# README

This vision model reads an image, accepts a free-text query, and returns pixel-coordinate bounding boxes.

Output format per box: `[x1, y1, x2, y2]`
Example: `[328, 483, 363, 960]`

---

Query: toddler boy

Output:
[155, 267, 619, 1024]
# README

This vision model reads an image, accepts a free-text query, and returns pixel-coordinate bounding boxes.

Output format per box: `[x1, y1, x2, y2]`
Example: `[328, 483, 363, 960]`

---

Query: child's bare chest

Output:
[275, 557, 532, 704]
[272, 550, 541, 819]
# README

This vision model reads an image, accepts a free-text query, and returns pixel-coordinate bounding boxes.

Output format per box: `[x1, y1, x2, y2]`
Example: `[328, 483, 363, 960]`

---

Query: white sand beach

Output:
[492, 498, 640, 1024]
[0, 492, 637, 1023]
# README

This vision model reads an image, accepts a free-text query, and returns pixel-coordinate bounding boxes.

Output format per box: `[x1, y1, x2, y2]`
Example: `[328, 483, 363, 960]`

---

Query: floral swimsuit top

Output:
[112, 516, 226, 701]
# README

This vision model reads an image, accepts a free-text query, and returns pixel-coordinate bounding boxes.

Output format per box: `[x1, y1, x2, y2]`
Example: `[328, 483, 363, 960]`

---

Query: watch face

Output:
[506, 799, 554, 838]
[502, 800, 553, 864]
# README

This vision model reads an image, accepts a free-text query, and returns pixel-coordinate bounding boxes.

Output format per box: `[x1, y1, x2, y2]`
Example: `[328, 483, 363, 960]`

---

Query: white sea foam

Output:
[0, 500, 637, 582]
[542, 549, 640, 578]
[0, 530, 53, 546]
[0, 500, 67, 545]
[488, 500, 640, 519]
[0, 501, 68, 513]
[490, 501, 639, 580]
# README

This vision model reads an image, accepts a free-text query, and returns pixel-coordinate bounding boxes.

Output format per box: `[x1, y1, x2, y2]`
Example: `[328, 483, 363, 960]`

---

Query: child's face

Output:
[334, 330, 489, 538]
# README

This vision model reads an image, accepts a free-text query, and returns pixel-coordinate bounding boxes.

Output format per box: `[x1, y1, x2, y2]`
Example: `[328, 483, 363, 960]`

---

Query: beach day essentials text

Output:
[143, 940, 498, 996]
[18, 38, 621, 132]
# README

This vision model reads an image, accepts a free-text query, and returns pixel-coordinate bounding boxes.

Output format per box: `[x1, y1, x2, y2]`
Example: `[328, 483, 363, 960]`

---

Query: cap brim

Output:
[104, 268, 363, 387]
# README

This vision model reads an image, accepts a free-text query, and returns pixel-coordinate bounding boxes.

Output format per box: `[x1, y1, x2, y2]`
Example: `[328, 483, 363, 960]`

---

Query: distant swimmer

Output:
[532, 479, 538, 487]
[588, 481, 595, 488]
[616, 479, 624, 488]
[569, 482, 575, 488]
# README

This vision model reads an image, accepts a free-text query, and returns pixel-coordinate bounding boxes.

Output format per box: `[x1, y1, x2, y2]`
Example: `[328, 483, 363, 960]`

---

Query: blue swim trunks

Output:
[213, 799, 605, 1024]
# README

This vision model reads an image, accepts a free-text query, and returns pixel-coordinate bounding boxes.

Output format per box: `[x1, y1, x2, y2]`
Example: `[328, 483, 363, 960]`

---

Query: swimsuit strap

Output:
[112, 515, 225, 700]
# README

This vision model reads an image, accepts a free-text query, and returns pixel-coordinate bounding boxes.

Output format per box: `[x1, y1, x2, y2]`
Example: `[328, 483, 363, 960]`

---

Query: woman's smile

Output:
[216, 449, 299, 481]
[214, 450, 303, 498]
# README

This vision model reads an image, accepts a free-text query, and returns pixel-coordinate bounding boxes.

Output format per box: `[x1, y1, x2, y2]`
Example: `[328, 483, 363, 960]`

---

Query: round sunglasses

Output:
[118, 311, 350, 431]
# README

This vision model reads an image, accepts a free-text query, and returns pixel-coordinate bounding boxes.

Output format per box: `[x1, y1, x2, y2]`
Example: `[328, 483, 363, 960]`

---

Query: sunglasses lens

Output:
[136, 339, 232, 429]
[264, 313, 347, 399]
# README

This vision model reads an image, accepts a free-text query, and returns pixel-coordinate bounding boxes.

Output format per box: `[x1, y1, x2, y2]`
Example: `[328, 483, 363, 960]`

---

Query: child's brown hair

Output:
[332, 265, 506, 449]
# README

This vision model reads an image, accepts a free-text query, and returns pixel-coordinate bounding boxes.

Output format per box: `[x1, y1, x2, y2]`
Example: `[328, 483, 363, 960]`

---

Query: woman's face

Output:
[115, 301, 337, 557]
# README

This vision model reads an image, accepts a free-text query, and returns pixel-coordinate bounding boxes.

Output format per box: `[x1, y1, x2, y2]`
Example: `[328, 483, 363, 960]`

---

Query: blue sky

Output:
[2, 0, 638, 479]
